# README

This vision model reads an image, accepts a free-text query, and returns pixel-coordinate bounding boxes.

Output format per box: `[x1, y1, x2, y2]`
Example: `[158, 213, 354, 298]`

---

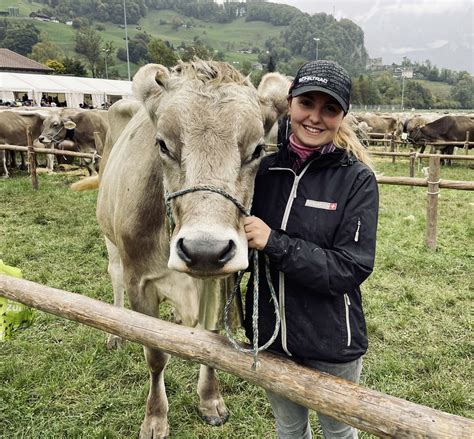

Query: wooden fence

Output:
[1, 274, 473, 438]
[0, 127, 101, 188]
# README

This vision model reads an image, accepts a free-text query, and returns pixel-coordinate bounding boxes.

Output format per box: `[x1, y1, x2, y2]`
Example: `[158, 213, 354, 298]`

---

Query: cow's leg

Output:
[159, 273, 229, 426]
[195, 278, 230, 425]
[46, 145, 55, 173]
[85, 158, 98, 176]
[8, 150, 18, 168]
[140, 346, 170, 439]
[128, 277, 170, 439]
[104, 238, 125, 349]
[197, 352, 229, 426]
[444, 146, 454, 166]
[19, 151, 27, 170]
[0, 150, 8, 178]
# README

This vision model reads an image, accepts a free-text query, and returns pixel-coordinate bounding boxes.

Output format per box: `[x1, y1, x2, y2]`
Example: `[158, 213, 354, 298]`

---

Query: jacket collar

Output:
[266, 144, 356, 172]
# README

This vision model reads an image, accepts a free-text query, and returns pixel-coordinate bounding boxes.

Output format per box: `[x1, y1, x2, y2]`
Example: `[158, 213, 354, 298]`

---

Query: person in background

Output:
[244, 60, 379, 438]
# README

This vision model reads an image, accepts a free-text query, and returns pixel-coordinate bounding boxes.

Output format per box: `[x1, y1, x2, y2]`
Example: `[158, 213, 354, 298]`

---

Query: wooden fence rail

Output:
[369, 150, 474, 161]
[1, 275, 473, 438]
[0, 144, 96, 160]
[376, 175, 474, 190]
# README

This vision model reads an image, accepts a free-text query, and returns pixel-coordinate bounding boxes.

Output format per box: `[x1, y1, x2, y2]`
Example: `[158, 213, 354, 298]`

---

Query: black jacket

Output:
[244, 141, 379, 363]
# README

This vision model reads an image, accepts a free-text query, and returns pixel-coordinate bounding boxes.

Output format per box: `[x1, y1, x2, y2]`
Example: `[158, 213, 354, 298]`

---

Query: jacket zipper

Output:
[354, 218, 361, 242]
[344, 294, 352, 347]
[269, 161, 315, 356]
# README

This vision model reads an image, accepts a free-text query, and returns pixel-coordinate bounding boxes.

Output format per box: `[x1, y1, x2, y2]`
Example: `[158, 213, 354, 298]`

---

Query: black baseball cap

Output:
[289, 60, 352, 114]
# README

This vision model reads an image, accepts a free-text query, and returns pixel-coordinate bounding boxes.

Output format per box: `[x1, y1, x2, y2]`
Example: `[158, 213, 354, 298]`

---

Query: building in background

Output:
[0, 49, 53, 75]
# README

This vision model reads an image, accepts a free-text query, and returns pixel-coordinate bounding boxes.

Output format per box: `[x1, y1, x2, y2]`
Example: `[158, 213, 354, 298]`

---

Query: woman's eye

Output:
[325, 105, 341, 114]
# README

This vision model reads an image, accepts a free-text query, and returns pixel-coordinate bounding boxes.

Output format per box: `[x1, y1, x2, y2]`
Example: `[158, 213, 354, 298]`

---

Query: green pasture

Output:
[416, 79, 453, 101]
[0, 156, 473, 438]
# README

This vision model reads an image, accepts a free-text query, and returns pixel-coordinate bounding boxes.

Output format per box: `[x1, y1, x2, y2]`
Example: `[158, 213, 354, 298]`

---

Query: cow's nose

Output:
[39, 136, 49, 144]
[177, 237, 236, 270]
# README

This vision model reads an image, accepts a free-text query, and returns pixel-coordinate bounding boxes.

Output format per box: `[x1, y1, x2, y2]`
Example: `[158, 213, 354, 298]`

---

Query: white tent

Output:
[0, 72, 133, 108]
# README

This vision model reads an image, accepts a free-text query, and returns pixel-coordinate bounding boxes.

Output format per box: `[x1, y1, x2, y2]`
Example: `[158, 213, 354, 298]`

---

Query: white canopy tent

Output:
[0, 72, 133, 108]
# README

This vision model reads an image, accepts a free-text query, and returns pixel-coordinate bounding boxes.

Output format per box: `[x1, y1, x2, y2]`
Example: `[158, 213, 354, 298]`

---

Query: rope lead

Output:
[165, 185, 281, 369]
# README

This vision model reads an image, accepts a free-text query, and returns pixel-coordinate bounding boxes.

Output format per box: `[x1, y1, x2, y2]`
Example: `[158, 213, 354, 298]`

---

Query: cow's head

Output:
[407, 124, 425, 144]
[38, 111, 76, 145]
[133, 60, 287, 277]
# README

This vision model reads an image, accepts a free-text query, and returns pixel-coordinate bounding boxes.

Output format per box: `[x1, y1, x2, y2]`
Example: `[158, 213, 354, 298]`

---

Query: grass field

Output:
[0, 154, 472, 438]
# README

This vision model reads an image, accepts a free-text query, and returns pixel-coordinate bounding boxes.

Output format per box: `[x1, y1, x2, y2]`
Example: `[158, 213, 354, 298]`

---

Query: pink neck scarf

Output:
[289, 133, 335, 169]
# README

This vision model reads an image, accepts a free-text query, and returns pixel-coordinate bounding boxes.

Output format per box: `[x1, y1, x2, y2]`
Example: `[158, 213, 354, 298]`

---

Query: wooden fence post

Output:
[464, 131, 470, 155]
[426, 156, 440, 250]
[409, 150, 416, 190]
[390, 137, 396, 164]
[27, 127, 38, 190]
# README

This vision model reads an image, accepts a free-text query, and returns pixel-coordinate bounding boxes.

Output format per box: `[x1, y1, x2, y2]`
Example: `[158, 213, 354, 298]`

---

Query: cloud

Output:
[427, 40, 449, 49]
[353, 0, 382, 24]
[389, 39, 449, 54]
[382, 0, 469, 15]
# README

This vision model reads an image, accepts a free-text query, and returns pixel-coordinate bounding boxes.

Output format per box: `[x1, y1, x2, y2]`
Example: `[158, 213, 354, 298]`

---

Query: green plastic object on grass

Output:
[0, 260, 35, 341]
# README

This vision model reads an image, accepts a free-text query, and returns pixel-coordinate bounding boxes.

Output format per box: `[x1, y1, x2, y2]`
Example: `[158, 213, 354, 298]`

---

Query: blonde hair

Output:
[334, 120, 373, 169]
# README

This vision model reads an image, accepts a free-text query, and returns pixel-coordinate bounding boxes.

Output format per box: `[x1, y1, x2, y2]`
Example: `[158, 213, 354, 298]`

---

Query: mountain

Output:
[265, 0, 474, 74]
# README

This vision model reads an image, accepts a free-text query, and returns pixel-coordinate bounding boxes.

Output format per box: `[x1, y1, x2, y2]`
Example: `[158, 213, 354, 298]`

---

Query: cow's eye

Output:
[251, 144, 265, 161]
[156, 138, 169, 154]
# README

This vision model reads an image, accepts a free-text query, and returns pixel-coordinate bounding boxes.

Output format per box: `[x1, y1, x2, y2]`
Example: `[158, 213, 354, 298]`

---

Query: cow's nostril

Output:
[217, 240, 236, 264]
[177, 238, 192, 264]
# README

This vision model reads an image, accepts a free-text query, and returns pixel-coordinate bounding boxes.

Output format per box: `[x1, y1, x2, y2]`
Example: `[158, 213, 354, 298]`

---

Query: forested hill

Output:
[1, 0, 472, 108]
[12, 0, 368, 74]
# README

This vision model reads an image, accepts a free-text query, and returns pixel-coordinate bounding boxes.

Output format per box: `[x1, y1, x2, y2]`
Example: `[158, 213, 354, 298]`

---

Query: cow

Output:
[38, 109, 108, 175]
[95, 59, 288, 438]
[0, 110, 45, 178]
[408, 115, 474, 164]
[403, 113, 443, 141]
[354, 112, 403, 142]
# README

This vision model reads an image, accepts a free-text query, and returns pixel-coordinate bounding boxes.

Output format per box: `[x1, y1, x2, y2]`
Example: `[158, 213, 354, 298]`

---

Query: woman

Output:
[244, 60, 379, 438]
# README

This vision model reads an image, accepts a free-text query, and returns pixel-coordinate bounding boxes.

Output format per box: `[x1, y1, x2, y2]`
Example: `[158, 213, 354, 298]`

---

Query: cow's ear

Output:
[257, 72, 291, 135]
[64, 120, 76, 130]
[132, 64, 171, 118]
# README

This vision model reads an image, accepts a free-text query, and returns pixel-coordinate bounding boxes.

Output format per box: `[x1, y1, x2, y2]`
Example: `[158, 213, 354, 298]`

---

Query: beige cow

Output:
[95, 59, 288, 438]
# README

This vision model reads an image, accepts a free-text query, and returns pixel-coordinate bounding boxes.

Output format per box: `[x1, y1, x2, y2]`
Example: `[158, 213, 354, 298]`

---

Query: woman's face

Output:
[288, 91, 344, 148]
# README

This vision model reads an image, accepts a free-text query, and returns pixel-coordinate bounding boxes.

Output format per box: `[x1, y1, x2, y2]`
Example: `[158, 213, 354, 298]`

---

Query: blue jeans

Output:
[266, 357, 362, 439]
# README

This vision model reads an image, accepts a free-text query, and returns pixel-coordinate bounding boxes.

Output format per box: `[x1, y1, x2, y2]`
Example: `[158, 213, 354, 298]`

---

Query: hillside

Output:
[1, 1, 286, 78]
[1, 1, 469, 109]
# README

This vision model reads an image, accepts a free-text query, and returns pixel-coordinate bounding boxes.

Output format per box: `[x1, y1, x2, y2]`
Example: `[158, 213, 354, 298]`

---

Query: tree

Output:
[148, 38, 177, 67]
[97, 41, 116, 79]
[451, 74, 473, 109]
[30, 40, 65, 64]
[2, 23, 40, 55]
[179, 42, 213, 62]
[62, 56, 88, 77]
[75, 26, 103, 77]
[404, 81, 433, 108]
[45, 59, 65, 74]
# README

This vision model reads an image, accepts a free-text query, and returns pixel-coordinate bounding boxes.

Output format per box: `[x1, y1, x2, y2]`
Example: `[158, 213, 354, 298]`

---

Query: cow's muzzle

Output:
[38, 136, 52, 144]
[177, 237, 236, 271]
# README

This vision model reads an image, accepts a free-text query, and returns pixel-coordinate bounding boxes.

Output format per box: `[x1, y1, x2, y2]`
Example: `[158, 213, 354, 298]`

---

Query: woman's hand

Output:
[244, 216, 271, 250]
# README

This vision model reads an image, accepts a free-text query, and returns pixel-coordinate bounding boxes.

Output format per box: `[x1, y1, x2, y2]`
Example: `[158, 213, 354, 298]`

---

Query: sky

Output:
[218, 0, 474, 73]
